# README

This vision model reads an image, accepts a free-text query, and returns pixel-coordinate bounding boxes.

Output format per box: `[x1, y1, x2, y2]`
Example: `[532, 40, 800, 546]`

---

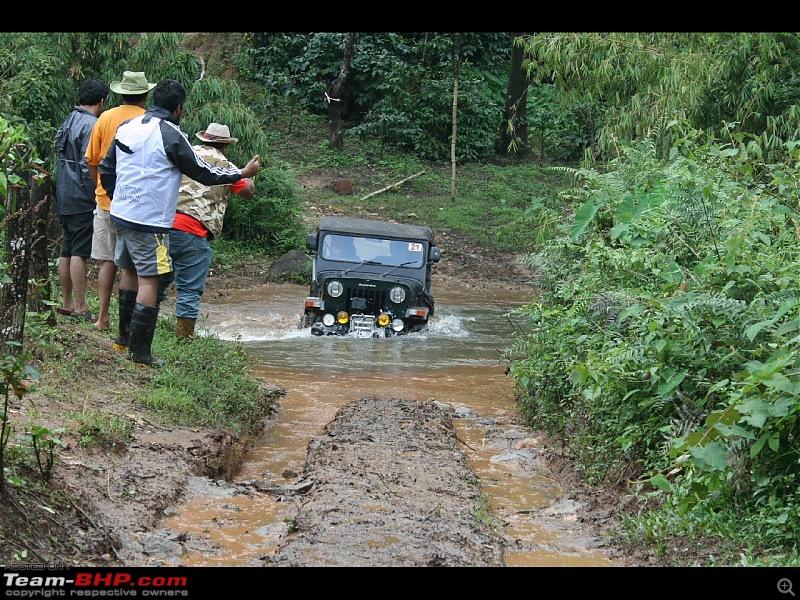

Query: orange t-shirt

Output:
[85, 104, 146, 211]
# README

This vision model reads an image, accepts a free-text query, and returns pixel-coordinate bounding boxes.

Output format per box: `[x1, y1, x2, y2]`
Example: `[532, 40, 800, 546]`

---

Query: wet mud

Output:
[267, 397, 506, 567]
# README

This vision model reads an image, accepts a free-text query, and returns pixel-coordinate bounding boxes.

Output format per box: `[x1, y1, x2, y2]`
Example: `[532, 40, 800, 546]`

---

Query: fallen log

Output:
[360, 170, 425, 201]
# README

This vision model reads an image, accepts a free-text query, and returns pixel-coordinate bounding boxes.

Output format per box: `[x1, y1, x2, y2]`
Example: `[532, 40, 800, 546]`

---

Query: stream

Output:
[162, 281, 615, 567]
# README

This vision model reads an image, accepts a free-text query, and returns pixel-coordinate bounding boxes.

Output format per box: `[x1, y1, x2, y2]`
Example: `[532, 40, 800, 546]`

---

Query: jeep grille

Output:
[347, 287, 387, 313]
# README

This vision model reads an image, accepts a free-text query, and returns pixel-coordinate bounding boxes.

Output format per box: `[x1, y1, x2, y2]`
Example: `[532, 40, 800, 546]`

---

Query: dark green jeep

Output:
[301, 216, 441, 336]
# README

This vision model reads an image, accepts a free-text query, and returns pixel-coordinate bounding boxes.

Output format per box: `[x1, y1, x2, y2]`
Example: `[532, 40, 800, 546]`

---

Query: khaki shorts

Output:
[91, 208, 116, 261]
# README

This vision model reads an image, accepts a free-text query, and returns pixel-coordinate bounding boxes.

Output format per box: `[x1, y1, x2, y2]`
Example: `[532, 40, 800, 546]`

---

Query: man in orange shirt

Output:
[85, 71, 156, 338]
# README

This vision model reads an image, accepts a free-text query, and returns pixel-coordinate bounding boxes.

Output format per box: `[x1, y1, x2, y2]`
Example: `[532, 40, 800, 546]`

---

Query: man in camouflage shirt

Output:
[158, 122, 255, 339]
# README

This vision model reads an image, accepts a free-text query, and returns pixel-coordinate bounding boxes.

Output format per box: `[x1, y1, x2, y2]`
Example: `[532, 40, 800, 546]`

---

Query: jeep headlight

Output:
[390, 318, 404, 332]
[389, 286, 406, 303]
[322, 313, 336, 327]
[327, 280, 343, 298]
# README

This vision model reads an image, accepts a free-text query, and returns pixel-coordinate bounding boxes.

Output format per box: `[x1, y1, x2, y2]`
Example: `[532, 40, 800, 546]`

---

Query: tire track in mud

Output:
[267, 397, 506, 567]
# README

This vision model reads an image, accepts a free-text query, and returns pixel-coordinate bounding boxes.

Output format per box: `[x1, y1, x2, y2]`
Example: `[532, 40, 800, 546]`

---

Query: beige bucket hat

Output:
[196, 123, 239, 144]
[109, 71, 157, 95]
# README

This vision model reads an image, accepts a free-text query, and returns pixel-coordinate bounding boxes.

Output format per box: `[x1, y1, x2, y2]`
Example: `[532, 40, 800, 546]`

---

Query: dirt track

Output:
[267, 397, 506, 567]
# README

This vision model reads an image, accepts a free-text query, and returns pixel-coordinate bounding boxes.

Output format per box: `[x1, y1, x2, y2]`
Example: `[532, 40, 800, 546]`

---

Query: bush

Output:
[221, 166, 306, 256]
[507, 129, 800, 559]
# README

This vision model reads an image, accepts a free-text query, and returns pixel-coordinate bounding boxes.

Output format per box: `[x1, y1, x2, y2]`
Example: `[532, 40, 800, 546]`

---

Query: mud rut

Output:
[266, 396, 505, 567]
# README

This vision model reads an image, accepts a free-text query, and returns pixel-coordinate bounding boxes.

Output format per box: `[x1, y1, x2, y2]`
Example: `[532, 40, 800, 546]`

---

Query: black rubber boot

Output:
[127, 303, 165, 368]
[113, 289, 137, 354]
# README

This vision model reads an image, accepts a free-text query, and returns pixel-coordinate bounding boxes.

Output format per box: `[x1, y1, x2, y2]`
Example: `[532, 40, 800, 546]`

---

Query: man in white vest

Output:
[99, 79, 260, 367]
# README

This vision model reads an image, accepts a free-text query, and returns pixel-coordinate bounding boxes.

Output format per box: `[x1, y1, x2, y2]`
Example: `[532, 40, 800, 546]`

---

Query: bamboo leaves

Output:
[521, 33, 800, 164]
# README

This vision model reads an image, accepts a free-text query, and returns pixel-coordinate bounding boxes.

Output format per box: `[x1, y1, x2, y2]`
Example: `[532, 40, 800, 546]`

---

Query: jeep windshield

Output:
[320, 233, 425, 269]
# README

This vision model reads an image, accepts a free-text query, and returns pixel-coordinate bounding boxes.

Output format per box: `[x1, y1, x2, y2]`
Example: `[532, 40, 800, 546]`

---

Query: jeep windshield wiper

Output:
[381, 260, 417, 278]
[342, 260, 380, 276]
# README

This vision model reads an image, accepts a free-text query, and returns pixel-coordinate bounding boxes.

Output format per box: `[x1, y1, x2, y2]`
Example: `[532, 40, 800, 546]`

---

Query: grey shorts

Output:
[114, 224, 172, 277]
[91, 208, 116, 261]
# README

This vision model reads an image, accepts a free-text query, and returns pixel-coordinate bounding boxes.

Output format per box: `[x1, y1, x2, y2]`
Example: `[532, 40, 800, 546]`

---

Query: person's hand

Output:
[239, 178, 256, 200]
[241, 155, 260, 178]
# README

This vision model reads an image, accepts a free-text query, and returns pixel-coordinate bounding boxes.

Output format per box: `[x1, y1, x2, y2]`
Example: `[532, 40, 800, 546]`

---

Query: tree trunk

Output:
[450, 33, 460, 203]
[497, 33, 532, 156]
[328, 32, 357, 151]
[0, 174, 37, 354]
[421, 32, 434, 68]
[28, 174, 53, 316]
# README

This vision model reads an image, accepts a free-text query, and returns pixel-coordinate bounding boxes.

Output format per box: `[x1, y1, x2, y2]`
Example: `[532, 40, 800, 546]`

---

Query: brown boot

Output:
[176, 317, 196, 340]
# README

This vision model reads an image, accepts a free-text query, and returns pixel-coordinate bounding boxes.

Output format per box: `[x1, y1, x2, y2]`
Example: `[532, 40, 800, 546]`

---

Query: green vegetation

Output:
[70, 410, 133, 451]
[247, 32, 511, 162]
[472, 492, 504, 531]
[520, 33, 800, 164]
[4, 32, 800, 566]
[35, 317, 280, 439]
[144, 317, 276, 432]
[506, 125, 800, 565]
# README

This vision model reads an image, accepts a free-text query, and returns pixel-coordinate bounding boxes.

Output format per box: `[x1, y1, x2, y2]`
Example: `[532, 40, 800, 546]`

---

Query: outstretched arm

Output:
[163, 120, 258, 185]
[234, 178, 256, 200]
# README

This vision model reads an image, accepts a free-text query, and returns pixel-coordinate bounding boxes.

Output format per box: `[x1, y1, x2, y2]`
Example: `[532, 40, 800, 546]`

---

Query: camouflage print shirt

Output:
[175, 144, 239, 238]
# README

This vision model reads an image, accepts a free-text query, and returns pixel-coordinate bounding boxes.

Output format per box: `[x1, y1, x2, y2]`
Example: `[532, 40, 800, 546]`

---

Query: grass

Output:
[618, 493, 800, 566]
[293, 157, 572, 255]
[27, 307, 281, 449]
[68, 408, 133, 450]
[472, 492, 504, 532]
[144, 317, 280, 433]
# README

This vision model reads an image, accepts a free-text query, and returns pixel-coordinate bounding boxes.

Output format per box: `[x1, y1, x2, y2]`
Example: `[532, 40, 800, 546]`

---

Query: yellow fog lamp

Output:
[377, 313, 391, 327]
[337, 311, 350, 324]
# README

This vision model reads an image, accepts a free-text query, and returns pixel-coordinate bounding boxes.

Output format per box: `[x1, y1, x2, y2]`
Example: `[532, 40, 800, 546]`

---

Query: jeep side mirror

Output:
[429, 246, 441, 263]
[306, 233, 318, 252]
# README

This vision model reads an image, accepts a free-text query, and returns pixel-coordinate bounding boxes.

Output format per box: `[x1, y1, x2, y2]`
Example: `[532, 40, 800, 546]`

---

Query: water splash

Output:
[205, 312, 470, 342]
[424, 313, 470, 337]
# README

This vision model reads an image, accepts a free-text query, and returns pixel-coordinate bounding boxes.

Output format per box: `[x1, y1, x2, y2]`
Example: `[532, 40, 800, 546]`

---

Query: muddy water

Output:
[164, 282, 614, 567]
